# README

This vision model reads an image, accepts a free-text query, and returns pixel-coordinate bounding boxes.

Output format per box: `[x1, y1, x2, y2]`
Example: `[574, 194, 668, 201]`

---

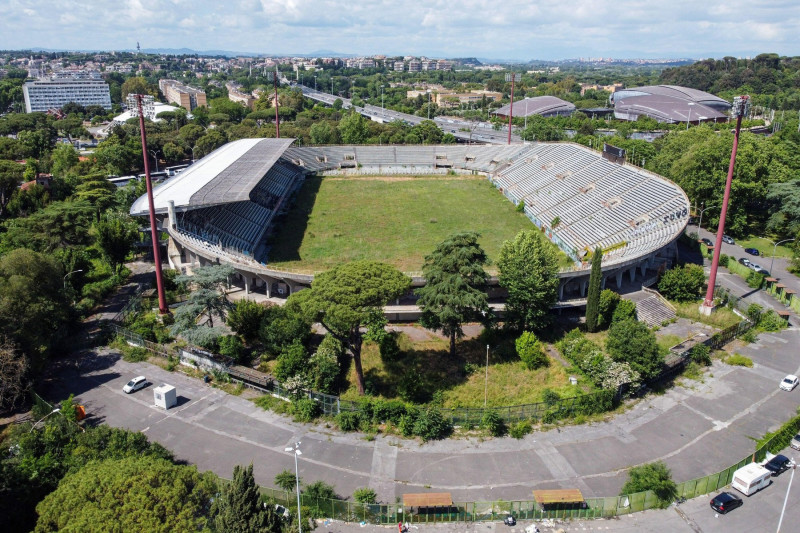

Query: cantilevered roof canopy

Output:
[130, 137, 295, 216]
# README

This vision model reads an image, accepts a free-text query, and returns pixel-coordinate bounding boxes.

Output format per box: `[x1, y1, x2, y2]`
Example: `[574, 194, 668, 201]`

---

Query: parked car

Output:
[745, 248, 760, 256]
[756, 268, 771, 276]
[738, 257, 751, 267]
[710, 491, 743, 514]
[749, 263, 763, 272]
[122, 376, 147, 394]
[764, 454, 792, 476]
[701, 238, 714, 247]
[780, 374, 799, 391]
[790, 433, 800, 450]
[722, 235, 735, 245]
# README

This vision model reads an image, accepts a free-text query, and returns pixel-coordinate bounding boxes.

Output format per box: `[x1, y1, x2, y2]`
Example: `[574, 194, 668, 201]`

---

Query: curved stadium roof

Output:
[493, 96, 576, 118]
[130, 138, 295, 216]
[611, 85, 732, 111]
[613, 95, 728, 124]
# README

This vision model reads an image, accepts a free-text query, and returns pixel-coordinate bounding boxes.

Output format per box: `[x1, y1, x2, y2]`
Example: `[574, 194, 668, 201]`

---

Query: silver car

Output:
[790, 433, 800, 450]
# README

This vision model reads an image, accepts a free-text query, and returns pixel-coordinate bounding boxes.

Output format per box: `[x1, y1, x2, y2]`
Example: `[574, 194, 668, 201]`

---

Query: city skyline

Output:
[1, 0, 798, 61]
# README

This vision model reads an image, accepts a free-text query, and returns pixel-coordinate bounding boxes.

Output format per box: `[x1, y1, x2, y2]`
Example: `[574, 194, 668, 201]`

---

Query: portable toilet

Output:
[153, 384, 177, 410]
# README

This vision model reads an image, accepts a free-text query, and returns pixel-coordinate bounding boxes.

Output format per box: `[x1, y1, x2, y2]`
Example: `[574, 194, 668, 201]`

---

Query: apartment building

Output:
[159, 79, 207, 111]
[22, 75, 112, 113]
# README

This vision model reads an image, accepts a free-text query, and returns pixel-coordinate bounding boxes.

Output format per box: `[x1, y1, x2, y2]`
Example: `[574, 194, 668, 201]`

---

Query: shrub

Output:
[337, 411, 363, 432]
[606, 319, 663, 381]
[620, 461, 677, 508]
[309, 335, 342, 394]
[509, 420, 532, 439]
[747, 303, 763, 324]
[275, 469, 300, 492]
[741, 330, 759, 344]
[542, 388, 561, 407]
[412, 407, 451, 441]
[516, 201, 525, 212]
[746, 271, 765, 289]
[481, 410, 506, 437]
[291, 397, 321, 422]
[597, 289, 621, 329]
[274, 339, 309, 383]
[304, 480, 338, 501]
[719, 254, 730, 267]
[658, 264, 706, 302]
[353, 487, 378, 504]
[690, 344, 711, 366]
[611, 299, 637, 324]
[725, 353, 753, 367]
[515, 331, 548, 370]
[758, 310, 786, 332]
[218, 335, 247, 364]
[121, 345, 149, 363]
[398, 413, 416, 437]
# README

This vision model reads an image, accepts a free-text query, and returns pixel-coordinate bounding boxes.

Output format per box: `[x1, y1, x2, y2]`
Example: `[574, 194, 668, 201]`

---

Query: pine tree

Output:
[585, 247, 603, 333]
[212, 464, 281, 533]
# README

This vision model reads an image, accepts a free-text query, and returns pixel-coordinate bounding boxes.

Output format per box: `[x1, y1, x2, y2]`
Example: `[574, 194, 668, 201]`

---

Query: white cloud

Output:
[0, 0, 798, 59]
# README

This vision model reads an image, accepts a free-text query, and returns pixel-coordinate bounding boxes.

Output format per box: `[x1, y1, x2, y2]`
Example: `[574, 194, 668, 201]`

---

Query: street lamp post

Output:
[686, 102, 695, 130]
[148, 149, 161, 173]
[484, 345, 490, 408]
[192, 145, 199, 163]
[381, 85, 385, 112]
[284, 442, 303, 533]
[505, 73, 521, 145]
[696, 203, 717, 232]
[776, 460, 796, 533]
[29, 408, 61, 433]
[314, 76, 317, 92]
[63, 269, 83, 291]
[769, 238, 796, 275]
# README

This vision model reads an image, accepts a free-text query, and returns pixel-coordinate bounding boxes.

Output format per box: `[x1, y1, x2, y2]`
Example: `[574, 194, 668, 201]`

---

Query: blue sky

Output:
[1, 0, 798, 60]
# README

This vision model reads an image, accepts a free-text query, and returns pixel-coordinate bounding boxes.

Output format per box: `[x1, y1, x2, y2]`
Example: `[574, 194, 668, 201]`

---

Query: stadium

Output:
[130, 138, 690, 302]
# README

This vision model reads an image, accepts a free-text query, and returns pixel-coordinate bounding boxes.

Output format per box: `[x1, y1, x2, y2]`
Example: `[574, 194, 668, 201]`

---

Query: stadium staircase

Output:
[634, 291, 677, 327]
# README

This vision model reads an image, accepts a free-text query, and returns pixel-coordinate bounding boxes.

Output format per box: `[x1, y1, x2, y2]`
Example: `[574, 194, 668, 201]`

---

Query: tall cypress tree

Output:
[585, 247, 603, 332]
[212, 464, 281, 533]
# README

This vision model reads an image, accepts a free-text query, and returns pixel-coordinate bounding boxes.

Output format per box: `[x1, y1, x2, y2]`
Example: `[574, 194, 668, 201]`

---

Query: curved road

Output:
[50, 325, 800, 506]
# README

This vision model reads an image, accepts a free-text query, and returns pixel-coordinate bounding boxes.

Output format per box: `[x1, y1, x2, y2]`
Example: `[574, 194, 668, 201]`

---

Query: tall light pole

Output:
[696, 203, 717, 233]
[134, 94, 168, 315]
[284, 442, 303, 533]
[686, 102, 695, 130]
[29, 408, 61, 433]
[192, 145, 199, 163]
[381, 85, 385, 112]
[505, 73, 521, 145]
[484, 345, 490, 408]
[776, 460, 796, 532]
[63, 269, 83, 291]
[314, 75, 317, 92]
[769, 238, 795, 275]
[148, 149, 161, 173]
[702, 95, 750, 314]
[268, 68, 280, 139]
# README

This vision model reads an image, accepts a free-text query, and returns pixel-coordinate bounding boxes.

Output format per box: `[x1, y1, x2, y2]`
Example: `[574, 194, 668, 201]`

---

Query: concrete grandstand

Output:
[131, 138, 689, 302]
[610, 85, 731, 123]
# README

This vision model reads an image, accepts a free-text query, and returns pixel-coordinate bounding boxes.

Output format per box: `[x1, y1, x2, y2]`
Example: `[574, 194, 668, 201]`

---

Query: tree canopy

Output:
[212, 464, 281, 533]
[415, 232, 490, 357]
[287, 260, 410, 394]
[497, 230, 559, 332]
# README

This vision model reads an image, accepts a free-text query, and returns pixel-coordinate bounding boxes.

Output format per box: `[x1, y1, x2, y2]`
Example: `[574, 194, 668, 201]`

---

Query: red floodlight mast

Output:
[271, 67, 280, 138]
[701, 95, 750, 313]
[135, 94, 168, 314]
[505, 72, 520, 145]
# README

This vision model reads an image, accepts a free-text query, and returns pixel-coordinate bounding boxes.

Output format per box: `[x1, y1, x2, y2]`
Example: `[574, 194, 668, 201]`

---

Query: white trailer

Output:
[731, 463, 772, 496]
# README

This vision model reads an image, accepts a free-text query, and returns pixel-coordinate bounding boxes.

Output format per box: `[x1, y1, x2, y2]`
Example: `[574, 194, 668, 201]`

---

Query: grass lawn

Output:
[339, 328, 591, 407]
[267, 175, 571, 273]
[736, 236, 794, 259]
[673, 301, 741, 329]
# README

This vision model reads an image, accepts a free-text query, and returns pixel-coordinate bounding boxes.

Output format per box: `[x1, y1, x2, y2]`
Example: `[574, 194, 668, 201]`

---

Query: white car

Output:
[123, 376, 147, 394]
[779, 375, 799, 391]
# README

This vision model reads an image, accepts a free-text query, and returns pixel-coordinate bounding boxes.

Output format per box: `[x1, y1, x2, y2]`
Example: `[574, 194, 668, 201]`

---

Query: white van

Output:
[731, 463, 772, 496]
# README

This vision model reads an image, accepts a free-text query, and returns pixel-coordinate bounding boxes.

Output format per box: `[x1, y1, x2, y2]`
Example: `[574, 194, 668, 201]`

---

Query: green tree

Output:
[274, 470, 300, 493]
[212, 464, 280, 533]
[619, 461, 677, 508]
[0, 200, 95, 254]
[34, 456, 216, 533]
[227, 299, 270, 344]
[309, 121, 339, 144]
[171, 264, 236, 344]
[658, 264, 706, 302]
[310, 334, 343, 394]
[162, 141, 186, 162]
[515, 331, 548, 370]
[338, 110, 369, 144]
[120, 76, 158, 100]
[352, 487, 378, 504]
[274, 339, 310, 385]
[303, 480, 338, 500]
[497, 230, 559, 331]
[94, 211, 139, 274]
[411, 119, 443, 144]
[195, 129, 228, 158]
[258, 304, 312, 356]
[416, 232, 489, 357]
[0, 159, 24, 218]
[606, 319, 663, 381]
[597, 289, 621, 330]
[0, 336, 26, 412]
[93, 141, 137, 176]
[585, 248, 603, 332]
[611, 299, 637, 324]
[287, 261, 410, 395]
[49, 143, 80, 179]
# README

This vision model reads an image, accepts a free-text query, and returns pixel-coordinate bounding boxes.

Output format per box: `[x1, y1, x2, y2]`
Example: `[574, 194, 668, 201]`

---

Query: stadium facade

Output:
[610, 85, 731, 124]
[492, 96, 576, 119]
[131, 139, 689, 303]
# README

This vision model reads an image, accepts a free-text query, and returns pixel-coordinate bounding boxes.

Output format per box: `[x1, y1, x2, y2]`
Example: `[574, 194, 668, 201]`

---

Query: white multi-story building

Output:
[22, 76, 112, 113]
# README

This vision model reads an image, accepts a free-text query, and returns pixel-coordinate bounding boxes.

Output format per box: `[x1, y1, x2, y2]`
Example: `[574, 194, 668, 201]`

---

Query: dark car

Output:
[710, 491, 742, 514]
[764, 454, 792, 476]
[701, 238, 714, 247]
[745, 248, 760, 256]
[738, 257, 751, 267]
